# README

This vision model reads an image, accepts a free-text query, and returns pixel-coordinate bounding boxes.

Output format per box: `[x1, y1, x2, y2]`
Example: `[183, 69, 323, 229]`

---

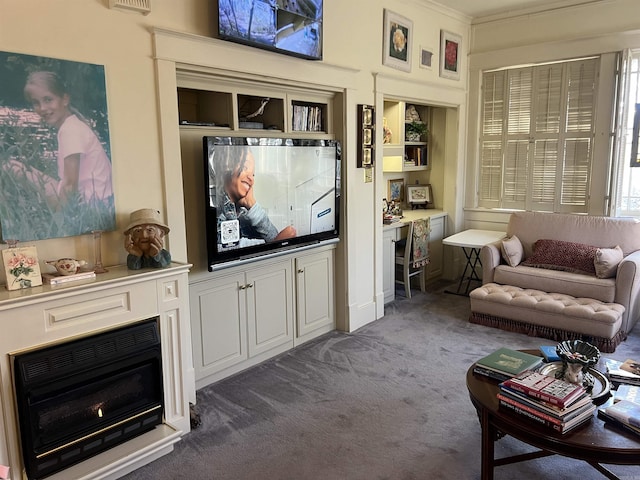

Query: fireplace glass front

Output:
[12, 318, 164, 479]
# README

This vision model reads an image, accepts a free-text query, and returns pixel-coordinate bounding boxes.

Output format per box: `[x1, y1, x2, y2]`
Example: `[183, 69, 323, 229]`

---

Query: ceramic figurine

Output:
[123, 208, 171, 270]
[45, 258, 87, 276]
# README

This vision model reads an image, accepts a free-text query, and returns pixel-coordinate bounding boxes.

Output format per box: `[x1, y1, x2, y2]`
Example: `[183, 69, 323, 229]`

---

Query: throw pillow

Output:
[500, 235, 524, 267]
[594, 245, 624, 279]
[522, 239, 597, 275]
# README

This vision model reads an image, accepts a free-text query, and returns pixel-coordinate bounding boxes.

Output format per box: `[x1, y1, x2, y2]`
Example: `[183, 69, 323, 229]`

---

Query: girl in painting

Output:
[19, 70, 113, 209]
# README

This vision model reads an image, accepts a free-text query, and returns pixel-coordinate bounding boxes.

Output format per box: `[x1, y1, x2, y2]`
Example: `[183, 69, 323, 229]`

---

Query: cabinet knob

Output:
[238, 284, 246, 290]
[246, 283, 253, 289]
[298, 269, 304, 274]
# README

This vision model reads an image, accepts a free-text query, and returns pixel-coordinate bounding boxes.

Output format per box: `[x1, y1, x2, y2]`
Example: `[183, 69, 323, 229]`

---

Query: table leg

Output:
[480, 408, 495, 480]
[446, 247, 483, 296]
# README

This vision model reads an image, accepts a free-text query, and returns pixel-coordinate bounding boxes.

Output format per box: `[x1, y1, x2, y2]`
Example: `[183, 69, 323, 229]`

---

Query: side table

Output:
[442, 229, 505, 295]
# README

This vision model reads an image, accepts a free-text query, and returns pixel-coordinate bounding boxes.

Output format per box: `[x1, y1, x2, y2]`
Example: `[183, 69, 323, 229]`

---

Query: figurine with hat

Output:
[123, 208, 171, 270]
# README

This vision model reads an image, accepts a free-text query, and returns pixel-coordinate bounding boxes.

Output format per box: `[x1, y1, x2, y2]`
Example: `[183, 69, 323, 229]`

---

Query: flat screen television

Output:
[203, 136, 340, 270]
[217, 0, 323, 60]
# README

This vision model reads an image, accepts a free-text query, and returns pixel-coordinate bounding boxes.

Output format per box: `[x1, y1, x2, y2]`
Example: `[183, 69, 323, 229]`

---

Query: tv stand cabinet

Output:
[190, 246, 335, 389]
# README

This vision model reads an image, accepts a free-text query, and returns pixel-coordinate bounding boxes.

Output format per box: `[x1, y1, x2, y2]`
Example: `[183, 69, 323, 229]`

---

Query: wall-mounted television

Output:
[217, 0, 323, 60]
[203, 136, 340, 270]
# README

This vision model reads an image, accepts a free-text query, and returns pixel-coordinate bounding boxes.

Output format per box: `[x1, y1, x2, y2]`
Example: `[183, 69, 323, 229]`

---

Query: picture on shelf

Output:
[2, 245, 43, 290]
[388, 178, 404, 202]
[407, 184, 433, 208]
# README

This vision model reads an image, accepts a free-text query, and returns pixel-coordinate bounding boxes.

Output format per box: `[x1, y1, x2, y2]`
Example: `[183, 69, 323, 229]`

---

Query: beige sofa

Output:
[471, 212, 640, 352]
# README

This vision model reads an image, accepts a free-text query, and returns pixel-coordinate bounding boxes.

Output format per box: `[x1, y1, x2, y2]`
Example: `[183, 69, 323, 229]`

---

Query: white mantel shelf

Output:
[0, 262, 195, 480]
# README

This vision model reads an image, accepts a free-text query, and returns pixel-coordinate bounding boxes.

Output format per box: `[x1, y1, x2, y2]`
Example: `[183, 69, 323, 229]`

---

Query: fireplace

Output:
[12, 318, 164, 480]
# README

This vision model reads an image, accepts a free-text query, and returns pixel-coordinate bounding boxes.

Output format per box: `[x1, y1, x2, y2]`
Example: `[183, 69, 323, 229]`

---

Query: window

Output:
[478, 58, 598, 213]
[612, 50, 640, 217]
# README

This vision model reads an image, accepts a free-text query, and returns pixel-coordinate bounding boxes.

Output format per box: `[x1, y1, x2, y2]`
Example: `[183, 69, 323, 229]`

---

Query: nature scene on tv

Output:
[218, 0, 323, 59]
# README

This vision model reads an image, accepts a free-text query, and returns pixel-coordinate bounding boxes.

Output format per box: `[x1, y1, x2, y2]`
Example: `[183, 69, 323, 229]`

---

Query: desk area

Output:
[442, 229, 506, 295]
[383, 209, 447, 304]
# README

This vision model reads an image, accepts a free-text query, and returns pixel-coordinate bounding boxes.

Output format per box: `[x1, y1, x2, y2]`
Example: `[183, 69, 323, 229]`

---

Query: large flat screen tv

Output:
[217, 0, 323, 60]
[204, 136, 340, 270]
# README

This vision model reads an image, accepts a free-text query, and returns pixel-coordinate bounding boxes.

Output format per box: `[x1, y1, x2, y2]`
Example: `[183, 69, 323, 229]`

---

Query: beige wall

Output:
[0, 0, 470, 331]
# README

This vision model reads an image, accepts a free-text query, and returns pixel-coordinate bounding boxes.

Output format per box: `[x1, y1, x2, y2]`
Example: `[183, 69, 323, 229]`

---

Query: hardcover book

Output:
[475, 348, 542, 378]
[501, 370, 586, 408]
[620, 359, 640, 376]
[602, 400, 640, 429]
[499, 386, 592, 420]
[614, 385, 640, 404]
[539, 345, 561, 363]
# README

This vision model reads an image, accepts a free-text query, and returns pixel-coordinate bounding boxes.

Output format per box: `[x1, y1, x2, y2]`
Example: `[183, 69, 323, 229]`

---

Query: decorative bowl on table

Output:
[555, 340, 600, 391]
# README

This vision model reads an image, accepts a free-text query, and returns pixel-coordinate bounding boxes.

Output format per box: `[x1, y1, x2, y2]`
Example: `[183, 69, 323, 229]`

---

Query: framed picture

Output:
[0, 50, 116, 241]
[407, 184, 433, 209]
[388, 178, 404, 202]
[440, 30, 462, 80]
[2, 246, 43, 290]
[383, 10, 412, 72]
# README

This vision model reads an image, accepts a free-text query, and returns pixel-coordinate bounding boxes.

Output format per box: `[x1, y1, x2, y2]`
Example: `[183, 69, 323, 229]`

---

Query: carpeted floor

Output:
[122, 282, 640, 480]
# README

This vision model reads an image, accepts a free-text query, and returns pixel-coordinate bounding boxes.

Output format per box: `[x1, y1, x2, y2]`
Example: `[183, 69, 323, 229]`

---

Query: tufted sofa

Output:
[470, 212, 640, 352]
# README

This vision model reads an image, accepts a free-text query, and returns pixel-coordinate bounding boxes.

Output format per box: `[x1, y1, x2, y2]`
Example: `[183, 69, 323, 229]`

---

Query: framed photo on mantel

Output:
[2, 245, 43, 290]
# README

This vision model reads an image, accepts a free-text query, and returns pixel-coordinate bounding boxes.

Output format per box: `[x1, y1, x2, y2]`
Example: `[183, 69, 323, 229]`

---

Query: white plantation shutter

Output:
[478, 58, 597, 212]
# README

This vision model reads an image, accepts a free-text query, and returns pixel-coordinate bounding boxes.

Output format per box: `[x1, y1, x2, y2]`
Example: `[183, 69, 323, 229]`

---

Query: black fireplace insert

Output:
[12, 318, 164, 479]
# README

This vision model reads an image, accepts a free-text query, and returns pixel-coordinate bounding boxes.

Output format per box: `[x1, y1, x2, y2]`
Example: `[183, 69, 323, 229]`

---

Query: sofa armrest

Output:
[615, 250, 640, 334]
[480, 240, 502, 284]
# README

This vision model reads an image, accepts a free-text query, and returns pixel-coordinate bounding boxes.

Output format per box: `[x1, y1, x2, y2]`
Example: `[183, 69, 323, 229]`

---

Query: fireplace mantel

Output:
[0, 263, 195, 480]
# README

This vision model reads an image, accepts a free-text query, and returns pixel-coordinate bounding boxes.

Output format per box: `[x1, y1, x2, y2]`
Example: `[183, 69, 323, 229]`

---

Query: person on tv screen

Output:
[212, 144, 296, 249]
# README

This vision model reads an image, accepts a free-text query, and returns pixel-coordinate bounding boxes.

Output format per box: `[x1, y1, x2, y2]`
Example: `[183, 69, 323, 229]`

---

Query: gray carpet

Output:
[123, 282, 640, 480]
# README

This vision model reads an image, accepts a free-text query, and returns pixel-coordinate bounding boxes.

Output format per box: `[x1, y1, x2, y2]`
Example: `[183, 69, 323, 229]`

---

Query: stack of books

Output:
[598, 399, 640, 436]
[605, 358, 640, 386]
[473, 347, 543, 382]
[498, 370, 596, 434]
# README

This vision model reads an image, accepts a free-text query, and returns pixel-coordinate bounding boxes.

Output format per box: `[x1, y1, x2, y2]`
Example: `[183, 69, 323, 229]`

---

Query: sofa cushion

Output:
[595, 245, 623, 279]
[521, 239, 597, 275]
[494, 264, 616, 303]
[500, 235, 524, 267]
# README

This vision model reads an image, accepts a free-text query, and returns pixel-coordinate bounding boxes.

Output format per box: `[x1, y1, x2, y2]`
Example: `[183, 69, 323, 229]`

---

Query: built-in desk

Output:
[383, 209, 447, 304]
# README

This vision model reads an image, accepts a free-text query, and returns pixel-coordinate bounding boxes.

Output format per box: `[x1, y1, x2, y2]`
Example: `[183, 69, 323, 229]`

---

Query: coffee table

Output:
[467, 355, 640, 480]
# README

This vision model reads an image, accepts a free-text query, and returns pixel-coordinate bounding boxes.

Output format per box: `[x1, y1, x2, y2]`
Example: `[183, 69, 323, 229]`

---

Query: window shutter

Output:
[478, 58, 597, 212]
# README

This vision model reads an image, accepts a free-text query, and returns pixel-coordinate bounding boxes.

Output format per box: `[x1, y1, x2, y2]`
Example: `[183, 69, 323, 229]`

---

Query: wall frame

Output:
[357, 104, 375, 168]
[383, 9, 412, 73]
[439, 30, 462, 80]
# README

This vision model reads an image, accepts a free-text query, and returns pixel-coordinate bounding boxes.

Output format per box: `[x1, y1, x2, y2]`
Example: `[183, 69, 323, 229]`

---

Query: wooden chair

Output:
[395, 219, 430, 298]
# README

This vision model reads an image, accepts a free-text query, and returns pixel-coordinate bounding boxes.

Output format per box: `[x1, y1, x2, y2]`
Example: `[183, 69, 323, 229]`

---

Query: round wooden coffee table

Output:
[467, 361, 640, 480]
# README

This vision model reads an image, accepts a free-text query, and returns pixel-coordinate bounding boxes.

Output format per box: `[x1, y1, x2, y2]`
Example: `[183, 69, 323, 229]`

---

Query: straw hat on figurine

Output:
[124, 208, 170, 235]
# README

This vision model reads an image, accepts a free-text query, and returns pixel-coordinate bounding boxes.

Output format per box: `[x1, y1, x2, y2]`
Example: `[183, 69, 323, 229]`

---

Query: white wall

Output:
[0, 0, 469, 331]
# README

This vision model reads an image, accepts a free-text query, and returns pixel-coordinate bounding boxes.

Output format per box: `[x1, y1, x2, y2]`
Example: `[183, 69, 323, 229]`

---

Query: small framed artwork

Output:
[383, 9, 413, 72]
[388, 178, 404, 202]
[407, 184, 434, 209]
[2, 246, 43, 290]
[440, 30, 462, 80]
[357, 104, 375, 168]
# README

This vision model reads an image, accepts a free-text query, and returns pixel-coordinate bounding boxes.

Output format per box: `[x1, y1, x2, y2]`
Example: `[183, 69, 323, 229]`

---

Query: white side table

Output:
[442, 229, 506, 295]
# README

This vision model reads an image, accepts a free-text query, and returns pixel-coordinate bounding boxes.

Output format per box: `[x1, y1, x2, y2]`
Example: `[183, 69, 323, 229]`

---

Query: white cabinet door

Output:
[246, 261, 294, 358]
[427, 215, 446, 280]
[295, 249, 334, 344]
[383, 228, 398, 304]
[190, 272, 247, 382]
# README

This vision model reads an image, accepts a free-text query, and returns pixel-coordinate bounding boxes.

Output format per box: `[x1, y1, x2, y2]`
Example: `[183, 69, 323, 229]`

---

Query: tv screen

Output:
[218, 0, 323, 60]
[204, 136, 340, 270]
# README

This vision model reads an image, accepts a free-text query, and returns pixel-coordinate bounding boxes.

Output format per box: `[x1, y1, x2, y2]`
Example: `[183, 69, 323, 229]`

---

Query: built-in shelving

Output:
[382, 101, 430, 172]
